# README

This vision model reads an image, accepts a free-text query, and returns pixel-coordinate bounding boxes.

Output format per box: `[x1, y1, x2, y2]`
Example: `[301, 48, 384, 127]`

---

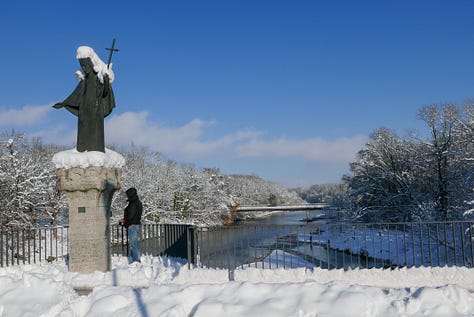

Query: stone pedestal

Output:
[56, 166, 121, 273]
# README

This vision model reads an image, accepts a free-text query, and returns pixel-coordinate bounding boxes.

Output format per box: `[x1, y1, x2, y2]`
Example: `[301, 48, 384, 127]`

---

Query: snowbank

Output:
[0, 256, 473, 316]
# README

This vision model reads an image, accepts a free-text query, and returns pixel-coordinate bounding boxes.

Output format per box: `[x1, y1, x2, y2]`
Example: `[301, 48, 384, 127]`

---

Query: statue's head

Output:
[78, 58, 94, 74]
[75, 46, 115, 84]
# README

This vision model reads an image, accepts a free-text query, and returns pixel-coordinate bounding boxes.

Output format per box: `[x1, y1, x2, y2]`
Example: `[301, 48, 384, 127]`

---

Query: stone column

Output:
[56, 166, 121, 273]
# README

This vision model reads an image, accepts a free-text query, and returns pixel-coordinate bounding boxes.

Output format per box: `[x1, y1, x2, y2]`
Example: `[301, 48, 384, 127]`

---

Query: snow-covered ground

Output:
[1, 255, 473, 316]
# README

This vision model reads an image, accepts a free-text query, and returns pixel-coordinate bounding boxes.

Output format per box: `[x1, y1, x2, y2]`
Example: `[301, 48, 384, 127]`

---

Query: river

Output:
[195, 208, 354, 269]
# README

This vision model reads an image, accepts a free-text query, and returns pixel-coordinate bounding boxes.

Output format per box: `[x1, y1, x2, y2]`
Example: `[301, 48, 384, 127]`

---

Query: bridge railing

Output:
[192, 221, 474, 270]
[0, 226, 69, 267]
[0, 224, 194, 268]
[1, 221, 473, 270]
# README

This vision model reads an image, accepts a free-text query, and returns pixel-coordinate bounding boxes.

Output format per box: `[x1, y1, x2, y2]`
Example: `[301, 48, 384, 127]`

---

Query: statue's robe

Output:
[54, 69, 115, 153]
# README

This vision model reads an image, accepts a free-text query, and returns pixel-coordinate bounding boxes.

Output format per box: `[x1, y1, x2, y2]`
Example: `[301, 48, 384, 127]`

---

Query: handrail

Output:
[1, 221, 473, 271]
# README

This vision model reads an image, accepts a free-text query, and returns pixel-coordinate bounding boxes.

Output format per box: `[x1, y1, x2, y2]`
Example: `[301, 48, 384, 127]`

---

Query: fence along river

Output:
[1, 208, 473, 270]
[194, 208, 474, 270]
[195, 208, 347, 269]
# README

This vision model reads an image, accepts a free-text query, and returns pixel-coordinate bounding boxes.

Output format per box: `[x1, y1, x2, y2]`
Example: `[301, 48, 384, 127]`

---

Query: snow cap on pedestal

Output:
[52, 148, 125, 169]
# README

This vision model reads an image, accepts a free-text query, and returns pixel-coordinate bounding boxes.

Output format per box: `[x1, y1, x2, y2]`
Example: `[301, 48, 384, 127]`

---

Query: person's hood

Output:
[126, 187, 138, 201]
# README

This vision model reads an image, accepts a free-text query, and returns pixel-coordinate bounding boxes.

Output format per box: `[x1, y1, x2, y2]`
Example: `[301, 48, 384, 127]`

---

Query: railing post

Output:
[15, 230, 19, 265]
[187, 226, 196, 269]
[0, 229, 3, 268]
[460, 222, 466, 267]
[470, 222, 474, 267]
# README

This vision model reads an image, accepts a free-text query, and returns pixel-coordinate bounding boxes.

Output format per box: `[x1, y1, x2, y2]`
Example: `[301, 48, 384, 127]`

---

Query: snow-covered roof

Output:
[52, 148, 125, 169]
[76, 46, 115, 84]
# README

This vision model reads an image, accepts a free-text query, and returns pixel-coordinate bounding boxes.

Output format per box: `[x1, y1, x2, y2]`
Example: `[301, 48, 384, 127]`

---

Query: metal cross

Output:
[106, 38, 119, 69]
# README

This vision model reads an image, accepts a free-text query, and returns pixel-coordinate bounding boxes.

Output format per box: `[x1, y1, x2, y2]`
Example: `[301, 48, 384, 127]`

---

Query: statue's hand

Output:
[53, 102, 63, 109]
[75, 70, 85, 81]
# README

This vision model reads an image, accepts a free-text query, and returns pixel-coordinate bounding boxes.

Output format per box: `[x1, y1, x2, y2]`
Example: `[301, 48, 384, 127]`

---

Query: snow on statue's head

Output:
[75, 46, 115, 84]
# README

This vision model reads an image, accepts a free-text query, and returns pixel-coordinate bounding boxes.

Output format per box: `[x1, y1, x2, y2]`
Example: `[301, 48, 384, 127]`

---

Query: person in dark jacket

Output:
[122, 187, 143, 263]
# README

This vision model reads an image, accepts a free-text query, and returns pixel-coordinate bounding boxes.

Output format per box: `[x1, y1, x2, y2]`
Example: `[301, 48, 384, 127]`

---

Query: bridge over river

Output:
[235, 203, 332, 222]
[236, 203, 330, 212]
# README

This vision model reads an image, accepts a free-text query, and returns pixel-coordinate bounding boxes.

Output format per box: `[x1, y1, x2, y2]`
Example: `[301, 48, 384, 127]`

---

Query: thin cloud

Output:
[235, 135, 368, 162]
[32, 125, 76, 148]
[0, 105, 51, 126]
[105, 111, 366, 164]
[105, 112, 259, 158]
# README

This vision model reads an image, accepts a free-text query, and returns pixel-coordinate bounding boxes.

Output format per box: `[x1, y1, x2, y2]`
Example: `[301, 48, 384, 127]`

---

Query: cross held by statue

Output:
[106, 38, 119, 69]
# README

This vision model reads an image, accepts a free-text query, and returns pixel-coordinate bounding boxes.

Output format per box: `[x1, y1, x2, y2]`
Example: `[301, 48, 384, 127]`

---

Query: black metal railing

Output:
[0, 226, 69, 267]
[192, 221, 474, 270]
[110, 224, 194, 260]
[2, 221, 473, 271]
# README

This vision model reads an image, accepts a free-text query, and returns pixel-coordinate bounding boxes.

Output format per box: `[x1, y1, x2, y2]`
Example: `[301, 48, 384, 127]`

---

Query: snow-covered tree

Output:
[112, 147, 234, 225]
[0, 132, 67, 228]
[112, 145, 168, 222]
[344, 128, 424, 221]
[345, 104, 473, 221]
[417, 104, 461, 220]
[453, 103, 474, 220]
[295, 183, 350, 209]
[109, 146, 304, 225]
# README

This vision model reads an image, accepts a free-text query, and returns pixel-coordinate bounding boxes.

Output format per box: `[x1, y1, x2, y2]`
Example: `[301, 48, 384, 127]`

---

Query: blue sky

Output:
[1, 1, 474, 187]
